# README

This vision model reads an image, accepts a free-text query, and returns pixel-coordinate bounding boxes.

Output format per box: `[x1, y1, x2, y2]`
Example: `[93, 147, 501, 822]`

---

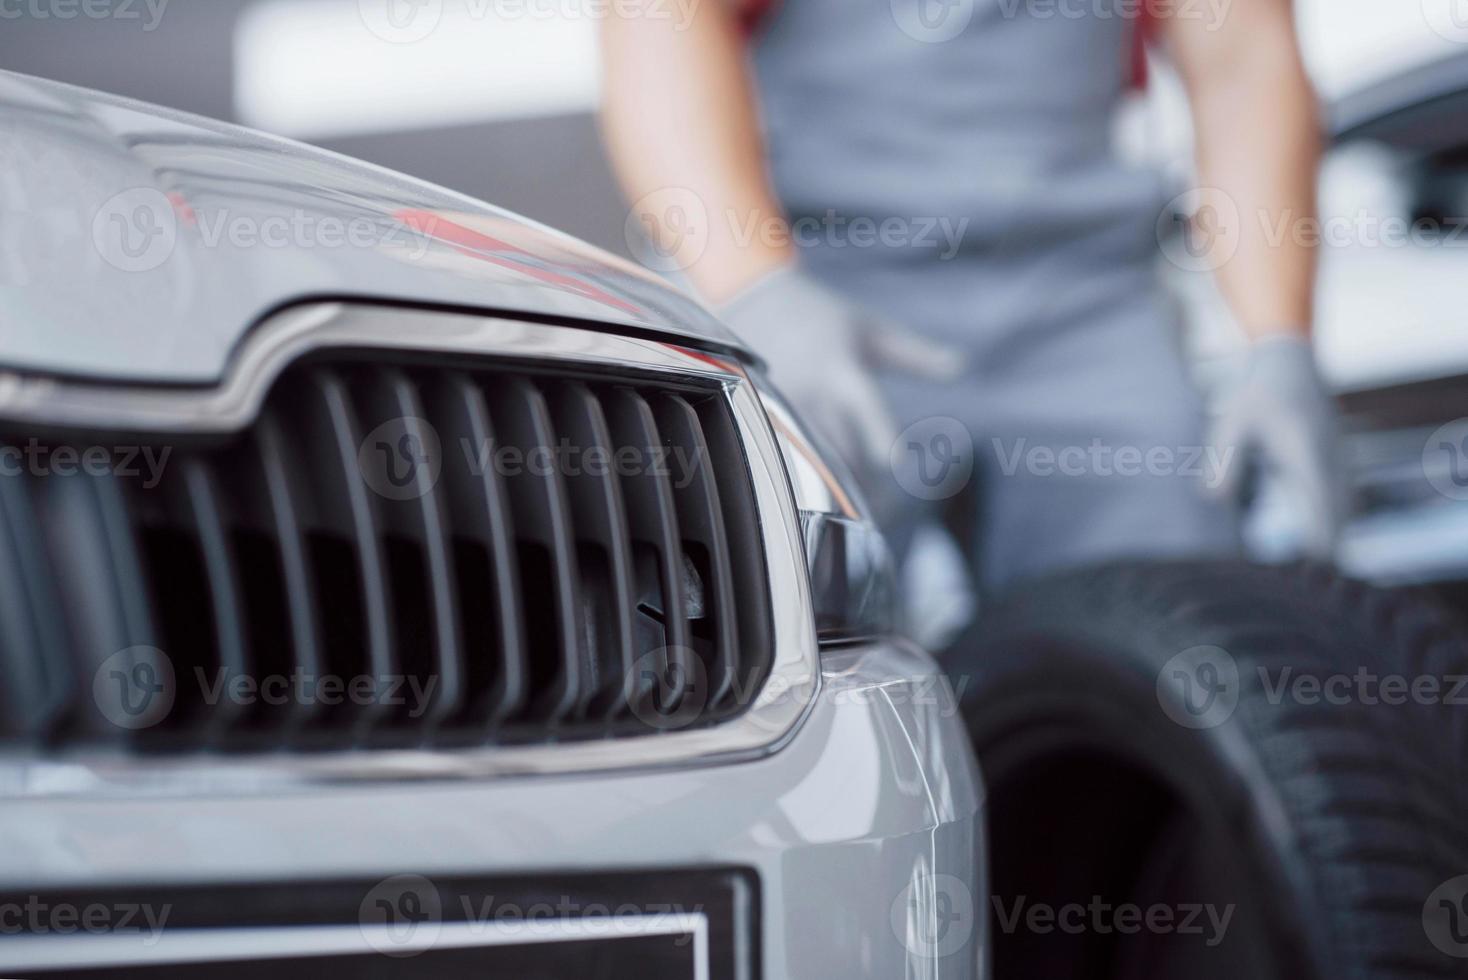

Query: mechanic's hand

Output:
[719, 265, 962, 475]
[1208, 334, 1348, 558]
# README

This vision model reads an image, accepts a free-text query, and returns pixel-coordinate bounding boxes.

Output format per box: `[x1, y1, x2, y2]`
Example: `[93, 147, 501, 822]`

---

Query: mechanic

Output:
[600, 0, 1344, 591]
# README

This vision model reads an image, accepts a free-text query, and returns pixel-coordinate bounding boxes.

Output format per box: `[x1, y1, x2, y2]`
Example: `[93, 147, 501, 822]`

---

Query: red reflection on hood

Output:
[393, 208, 642, 318]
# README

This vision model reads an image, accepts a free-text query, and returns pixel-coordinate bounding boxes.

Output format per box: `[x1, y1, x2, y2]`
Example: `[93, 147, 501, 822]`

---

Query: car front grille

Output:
[0, 343, 776, 753]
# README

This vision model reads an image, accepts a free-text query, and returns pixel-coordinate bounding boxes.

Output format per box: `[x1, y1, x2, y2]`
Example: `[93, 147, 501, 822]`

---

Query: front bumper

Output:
[0, 639, 985, 979]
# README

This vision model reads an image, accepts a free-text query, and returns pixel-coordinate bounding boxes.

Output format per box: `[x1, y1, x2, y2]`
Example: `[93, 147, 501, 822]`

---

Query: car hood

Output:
[0, 70, 738, 384]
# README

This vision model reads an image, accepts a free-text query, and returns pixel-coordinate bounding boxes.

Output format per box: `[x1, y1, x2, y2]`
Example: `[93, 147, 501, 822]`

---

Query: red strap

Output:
[1128, 2, 1160, 90]
[736, 0, 780, 35]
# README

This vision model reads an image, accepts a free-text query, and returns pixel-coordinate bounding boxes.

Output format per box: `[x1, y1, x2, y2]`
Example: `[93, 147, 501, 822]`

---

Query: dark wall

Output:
[0, 3, 632, 256]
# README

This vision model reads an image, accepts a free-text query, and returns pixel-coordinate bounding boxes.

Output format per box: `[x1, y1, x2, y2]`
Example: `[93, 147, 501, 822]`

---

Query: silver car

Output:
[1, 68, 1465, 980]
[0, 68, 983, 979]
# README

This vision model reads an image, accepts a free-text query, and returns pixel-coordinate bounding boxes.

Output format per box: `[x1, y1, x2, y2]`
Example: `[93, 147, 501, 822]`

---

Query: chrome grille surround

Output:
[0, 302, 819, 795]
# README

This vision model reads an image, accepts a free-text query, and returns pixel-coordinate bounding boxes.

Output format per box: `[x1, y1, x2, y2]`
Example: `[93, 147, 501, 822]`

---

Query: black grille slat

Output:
[2, 344, 775, 751]
[548, 382, 637, 721]
[0, 472, 70, 741]
[36, 468, 160, 740]
[431, 373, 529, 729]
[299, 369, 397, 739]
[601, 386, 693, 721]
[652, 393, 739, 707]
[485, 377, 587, 727]
[178, 459, 250, 741]
[351, 368, 465, 736]
[92, 468, 160, 657]
[249, 415, 327, 739]
[691, 396, 772, 707]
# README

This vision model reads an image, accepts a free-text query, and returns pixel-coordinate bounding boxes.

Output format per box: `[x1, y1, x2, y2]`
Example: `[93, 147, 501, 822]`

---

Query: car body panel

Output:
[0, 641, 986, 980]
[0, 69, 738, 384]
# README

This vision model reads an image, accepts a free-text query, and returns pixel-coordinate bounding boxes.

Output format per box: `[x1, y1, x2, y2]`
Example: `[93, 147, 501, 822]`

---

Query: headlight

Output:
[760, 390, 898, 643]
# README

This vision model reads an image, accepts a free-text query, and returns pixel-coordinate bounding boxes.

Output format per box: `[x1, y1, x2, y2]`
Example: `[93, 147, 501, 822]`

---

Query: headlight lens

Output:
[760, 390, 897, 643]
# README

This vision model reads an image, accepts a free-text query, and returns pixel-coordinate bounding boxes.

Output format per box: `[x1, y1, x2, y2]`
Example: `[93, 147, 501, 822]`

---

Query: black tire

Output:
[945, 560, 1468, 980]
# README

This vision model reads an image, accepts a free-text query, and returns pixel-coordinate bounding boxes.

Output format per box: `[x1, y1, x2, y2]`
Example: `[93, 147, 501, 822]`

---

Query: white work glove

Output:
[719, 265, 962, 478]
[1208, 334, 1348, 558]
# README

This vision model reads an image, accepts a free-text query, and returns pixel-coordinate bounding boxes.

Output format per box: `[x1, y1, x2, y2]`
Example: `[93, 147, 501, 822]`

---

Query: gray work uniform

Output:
[750, 0, 1240, 589]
